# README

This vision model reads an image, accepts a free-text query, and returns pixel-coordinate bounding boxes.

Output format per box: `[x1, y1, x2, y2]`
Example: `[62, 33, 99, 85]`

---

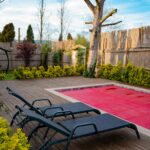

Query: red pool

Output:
[59, 85, 150, 129]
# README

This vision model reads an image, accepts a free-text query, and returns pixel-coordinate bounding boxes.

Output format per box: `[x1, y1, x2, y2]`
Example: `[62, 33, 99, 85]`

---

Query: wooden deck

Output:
[0, 77, 150, 150]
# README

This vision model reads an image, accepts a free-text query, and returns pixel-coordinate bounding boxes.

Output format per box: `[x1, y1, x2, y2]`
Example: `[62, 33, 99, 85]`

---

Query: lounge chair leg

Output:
[128, 124, 140, 139]
[64, 138, 71, 150]
[64, 132, 74, 150]
[10, 111, 20, 126]
[28, 124, 45, 141]
[20, 117, 31, 129]
[43, 127, 49, 140]
[39, 138, 68, 150]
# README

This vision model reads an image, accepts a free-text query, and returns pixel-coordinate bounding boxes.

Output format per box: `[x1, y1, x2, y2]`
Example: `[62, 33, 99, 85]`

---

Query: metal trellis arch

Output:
[0, 47, 11, 72]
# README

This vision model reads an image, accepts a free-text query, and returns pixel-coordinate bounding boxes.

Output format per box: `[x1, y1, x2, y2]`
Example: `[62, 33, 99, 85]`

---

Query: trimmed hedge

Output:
[98, 62, 150, 87]
[0, 117, 30, 150]
[13, 65, 85, 79]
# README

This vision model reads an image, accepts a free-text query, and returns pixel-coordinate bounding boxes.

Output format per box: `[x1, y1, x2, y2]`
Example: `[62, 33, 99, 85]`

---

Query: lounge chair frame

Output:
[6, 87, 100, 126]
[16, 106, 140, 150]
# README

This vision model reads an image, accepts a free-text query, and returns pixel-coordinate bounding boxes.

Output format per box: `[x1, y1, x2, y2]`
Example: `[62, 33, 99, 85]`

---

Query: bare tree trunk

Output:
[84, 0, 121, 77]
[58, 0, 65, 42]
[40, 0, 44, 44]
[88, 5, 104, 70]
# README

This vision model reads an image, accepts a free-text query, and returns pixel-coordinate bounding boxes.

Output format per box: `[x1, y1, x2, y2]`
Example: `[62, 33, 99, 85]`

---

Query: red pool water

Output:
[59, 85, 150, 129]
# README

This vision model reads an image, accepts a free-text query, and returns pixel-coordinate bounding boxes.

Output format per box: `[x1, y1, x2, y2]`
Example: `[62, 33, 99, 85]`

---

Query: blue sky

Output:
[0, 0, 150, 40]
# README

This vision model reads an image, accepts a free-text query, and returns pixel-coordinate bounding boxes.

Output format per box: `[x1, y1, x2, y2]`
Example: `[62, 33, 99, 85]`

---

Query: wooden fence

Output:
[0, 26, 150, 71]
[101, 26, 150, 70]
[0, 42, 72, 70]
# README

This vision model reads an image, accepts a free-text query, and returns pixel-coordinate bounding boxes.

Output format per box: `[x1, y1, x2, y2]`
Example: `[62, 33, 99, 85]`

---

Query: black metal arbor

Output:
[0, 47, 11, 72]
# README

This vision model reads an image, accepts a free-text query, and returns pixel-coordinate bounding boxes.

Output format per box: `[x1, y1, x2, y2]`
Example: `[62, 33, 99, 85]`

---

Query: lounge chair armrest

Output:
[6, 87, 14, 95]
[43, 107, 64, 114]
[72, 123, 98, 135]
[31, 99, 52, 106]
[6, 87, 13, 92]
[51, 111, 75, 120]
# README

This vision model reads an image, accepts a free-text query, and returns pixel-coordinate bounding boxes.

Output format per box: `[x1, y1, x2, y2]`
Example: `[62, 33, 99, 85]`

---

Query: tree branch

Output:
[95, 0, 99, 5]
[85, 21, 93, 24]
[84, 0, 95, 13]
[100, 9, 117, 24]
[96, 0, 105, 9]
[102, 21, 122, 27]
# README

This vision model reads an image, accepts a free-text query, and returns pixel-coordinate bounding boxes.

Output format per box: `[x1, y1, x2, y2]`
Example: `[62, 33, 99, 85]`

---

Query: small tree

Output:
[0, 23, 15, 46]
[75, 34, 89, 48]
[52, 49, 63, 66]
[16, 40, 37, 67]
[27, 24, 35, 43]
[67, 33, 73, 40]
[41, 42, 51, 69]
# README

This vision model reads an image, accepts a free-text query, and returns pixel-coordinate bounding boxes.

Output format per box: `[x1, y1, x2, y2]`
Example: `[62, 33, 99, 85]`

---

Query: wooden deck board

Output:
[0, 77, 150, 150]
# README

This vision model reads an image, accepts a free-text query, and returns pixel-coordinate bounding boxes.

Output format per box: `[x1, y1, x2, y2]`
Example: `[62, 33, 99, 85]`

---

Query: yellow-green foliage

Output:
[75, 64, 85, 75]
[13, 65, 84, 79]
[63, 65, 75, 76]
[98, 62, 150, 87]
[0, 117, 30, 150]
[0, 73, 5, 80]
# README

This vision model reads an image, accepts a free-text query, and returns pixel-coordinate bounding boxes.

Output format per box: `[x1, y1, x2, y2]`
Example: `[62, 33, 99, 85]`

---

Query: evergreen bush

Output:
[98, 62, 150, 87]
[0, 117, 30, 150]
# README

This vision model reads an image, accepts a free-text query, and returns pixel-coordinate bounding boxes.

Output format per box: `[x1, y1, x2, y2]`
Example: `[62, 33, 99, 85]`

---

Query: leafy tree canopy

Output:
[0, 23, 15, 43]
[75, 34, 89, 49]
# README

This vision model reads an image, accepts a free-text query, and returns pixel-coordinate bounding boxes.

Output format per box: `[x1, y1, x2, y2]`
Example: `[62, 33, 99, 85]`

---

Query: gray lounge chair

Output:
[16, 105, 140, 150]
[6, 87, 100, 126]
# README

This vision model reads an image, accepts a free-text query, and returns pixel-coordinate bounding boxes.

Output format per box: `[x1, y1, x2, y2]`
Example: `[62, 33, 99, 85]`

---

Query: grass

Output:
[4, 72, 16, 80]
[0, 71, 16, 80]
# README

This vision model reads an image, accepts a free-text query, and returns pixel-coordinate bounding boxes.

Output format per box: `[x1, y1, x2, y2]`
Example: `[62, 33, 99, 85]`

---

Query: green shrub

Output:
[98, 64, 113, 79]
[43, 71, 50, 78]
[0, 72, 5, 80]
[98, 62, 150, 87]
[31, 67, 36, 76]
[52, 50, 63, 66]
[38, 66, 45, 77]
[128, 66, 150, 87]
[12, 64, 90, 80]
[75, 64, 85, 75]
[0, 117, 30, 150]
[77, 49, 85, 65]
[53, 66, 64, 77]
[13, 67, 25, 79]
[110, 62, 122, 81]
[121, 62, 133, 83]
[13, 67, 34, 79]
[63, 65, 75, 76]
[97, 64, 106, 78]
[35, 70, 42, 78]
[22, 70, 34, 79]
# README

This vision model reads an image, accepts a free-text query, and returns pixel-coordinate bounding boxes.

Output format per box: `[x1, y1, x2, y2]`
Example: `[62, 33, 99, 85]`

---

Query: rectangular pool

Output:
[56, 84, 150, 130]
